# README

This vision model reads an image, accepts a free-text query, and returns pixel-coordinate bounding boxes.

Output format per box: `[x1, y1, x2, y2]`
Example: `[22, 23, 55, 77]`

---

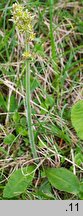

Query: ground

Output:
[0, 0, 83, 200]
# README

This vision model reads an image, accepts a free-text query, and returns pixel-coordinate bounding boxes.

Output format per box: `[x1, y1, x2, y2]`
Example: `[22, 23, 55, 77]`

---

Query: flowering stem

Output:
[25, 43, 38, 160]
[12, 3, 38, 160]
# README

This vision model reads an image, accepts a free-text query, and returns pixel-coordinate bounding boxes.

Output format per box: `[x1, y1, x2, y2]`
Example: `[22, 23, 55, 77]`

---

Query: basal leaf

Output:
[46, 168, 80, 194]
[71, 100, 83, 140]
[3, 166, 35, 198]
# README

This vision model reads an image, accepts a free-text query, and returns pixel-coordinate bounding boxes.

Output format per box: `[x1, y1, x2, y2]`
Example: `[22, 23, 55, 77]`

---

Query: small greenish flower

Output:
[22, 51, 32, 59]
[12, 3, 35, 42]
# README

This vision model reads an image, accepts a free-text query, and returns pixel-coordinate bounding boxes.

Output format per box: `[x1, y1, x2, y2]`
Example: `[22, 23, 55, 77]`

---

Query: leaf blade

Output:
[46, 168, 80, 194]
[3, 166, 35, 198]
[71, 100, 83, 140]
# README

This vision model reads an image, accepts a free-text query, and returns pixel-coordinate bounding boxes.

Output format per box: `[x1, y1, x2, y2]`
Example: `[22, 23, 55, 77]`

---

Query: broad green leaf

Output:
[3, 166, 35, 198]
[46, 168, 80, 194]
[71, 100, 83, 140]
[4, 134, 15, 145]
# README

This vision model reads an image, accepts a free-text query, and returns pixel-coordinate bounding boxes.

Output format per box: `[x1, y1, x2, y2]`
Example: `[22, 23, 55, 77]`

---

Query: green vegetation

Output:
[71, 100, 83, 140]
[0, 0, 83, 200]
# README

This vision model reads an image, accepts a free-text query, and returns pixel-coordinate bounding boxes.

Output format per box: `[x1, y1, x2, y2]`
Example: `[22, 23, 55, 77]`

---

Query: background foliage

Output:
[0, 0, 83, 200]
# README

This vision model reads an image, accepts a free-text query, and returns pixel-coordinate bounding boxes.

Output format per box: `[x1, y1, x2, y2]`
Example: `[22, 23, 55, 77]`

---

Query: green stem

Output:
[49, 0, 56, 62]
[25, 44, 37, 160]
[49, 0, 59, 92]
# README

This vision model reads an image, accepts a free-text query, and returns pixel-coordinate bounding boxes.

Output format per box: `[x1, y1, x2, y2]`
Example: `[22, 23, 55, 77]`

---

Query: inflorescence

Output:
[12, 3, 35, 42]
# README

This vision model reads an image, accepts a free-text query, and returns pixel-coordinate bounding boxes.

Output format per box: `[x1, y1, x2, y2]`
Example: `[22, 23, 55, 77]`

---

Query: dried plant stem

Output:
[25, 44, 37, 160]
